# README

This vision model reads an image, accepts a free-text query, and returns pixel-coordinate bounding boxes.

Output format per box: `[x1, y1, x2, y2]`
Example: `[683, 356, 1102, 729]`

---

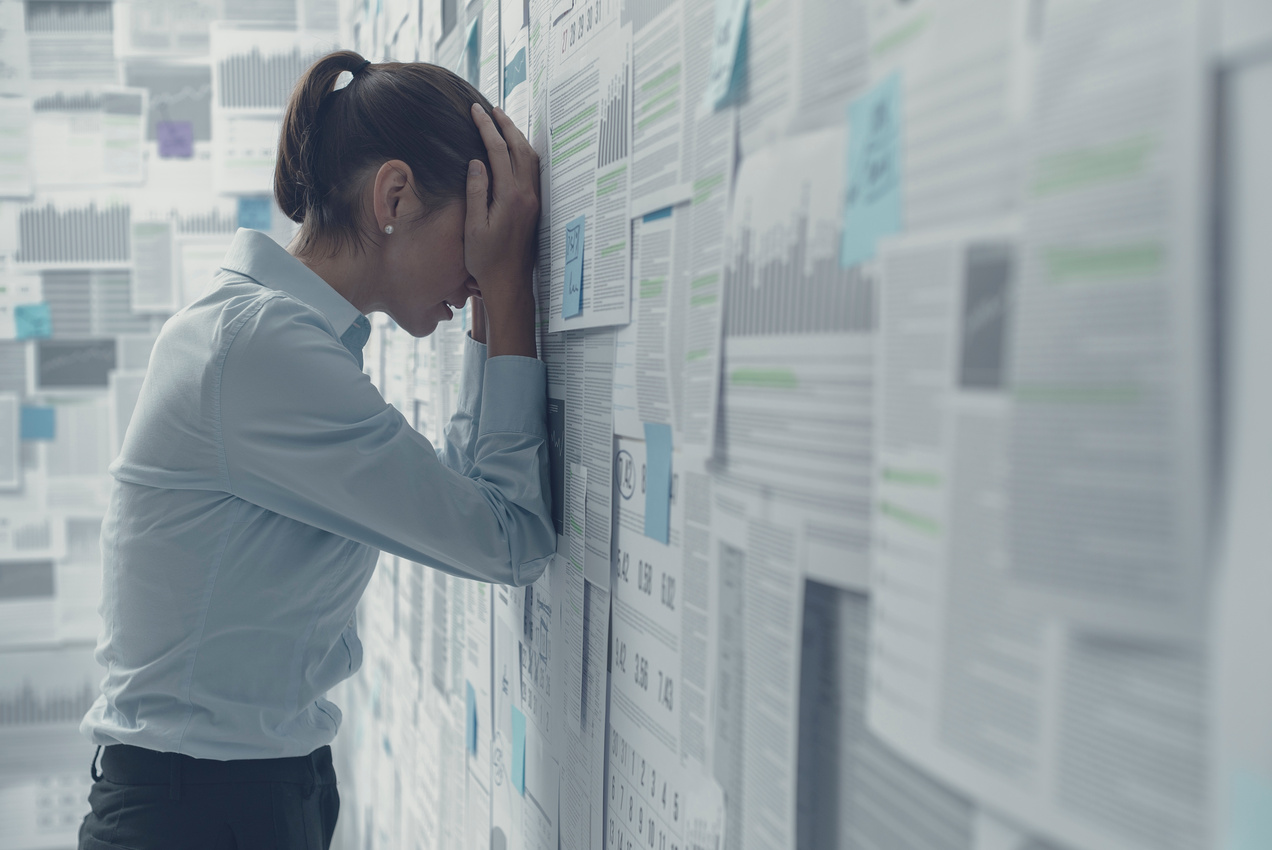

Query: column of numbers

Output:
[607, 727, 682, 850]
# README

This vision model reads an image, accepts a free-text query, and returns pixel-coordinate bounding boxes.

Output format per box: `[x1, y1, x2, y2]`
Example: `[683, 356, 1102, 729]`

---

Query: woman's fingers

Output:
[471, 103, 514, 200]
[465, 159, 488, 236]
[490, 107, 539, 196]
[464, 103, 539, 305]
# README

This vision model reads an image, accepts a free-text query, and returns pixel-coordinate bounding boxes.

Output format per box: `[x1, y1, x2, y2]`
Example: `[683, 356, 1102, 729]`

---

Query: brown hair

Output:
[275, 50, 497, 258]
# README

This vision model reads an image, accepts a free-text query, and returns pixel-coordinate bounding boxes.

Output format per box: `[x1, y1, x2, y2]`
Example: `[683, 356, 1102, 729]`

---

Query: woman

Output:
[77, 51, 551, 849]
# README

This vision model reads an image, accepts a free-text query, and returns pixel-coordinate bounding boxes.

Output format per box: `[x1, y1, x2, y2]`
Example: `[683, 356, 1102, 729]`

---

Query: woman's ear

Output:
[372, 160, 415, 231]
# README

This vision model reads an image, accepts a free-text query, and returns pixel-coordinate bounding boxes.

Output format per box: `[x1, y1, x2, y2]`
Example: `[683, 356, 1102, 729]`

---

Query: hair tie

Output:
[355, 59, 371, 76]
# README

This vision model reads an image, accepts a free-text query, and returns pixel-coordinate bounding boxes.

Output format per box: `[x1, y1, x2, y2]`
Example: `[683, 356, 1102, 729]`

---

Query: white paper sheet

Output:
[708, 481, 805, 850]
[563, 331, 614, 586]
[796, 582, 978, 850]
[717, 125, 874, 590]
[612, 209, 675, 439]
[629, 2, 691, 217]
[870, 226, 1209, 850]
[737, 0, 868, 155]
[209, 24, 336, 194]
[1005, 0, 1211, 638]
[545, 16, 633, 331]
[0, 98, 33, 198]
[30, 87, 146, 188]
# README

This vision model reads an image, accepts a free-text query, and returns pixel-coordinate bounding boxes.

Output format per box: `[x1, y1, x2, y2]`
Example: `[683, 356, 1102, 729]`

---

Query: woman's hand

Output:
[465, 104, 539, 358]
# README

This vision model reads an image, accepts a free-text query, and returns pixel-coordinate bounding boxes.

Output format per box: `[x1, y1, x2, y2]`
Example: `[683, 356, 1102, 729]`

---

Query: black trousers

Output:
[78, 743, 339, 850]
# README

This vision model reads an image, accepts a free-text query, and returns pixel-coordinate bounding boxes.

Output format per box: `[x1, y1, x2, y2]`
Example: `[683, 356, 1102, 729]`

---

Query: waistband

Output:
[96, 743, 335, 798]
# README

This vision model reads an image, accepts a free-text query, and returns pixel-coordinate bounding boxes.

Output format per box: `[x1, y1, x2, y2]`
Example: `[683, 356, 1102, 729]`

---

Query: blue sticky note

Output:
[705, 0, 749, 110]
[156, 120, 194, 158]
[14, 302, 52, 340]
[465, 680, 478, 755]
[643, 422, 672, 544]
[510, 704, 526, 795]
[643, 206, 673, 223]
[20, 406, 55, 441]
[504, 46, 527, 99]
[563, 215, 586, 319]
[237, 197, 272, 232]
[1229, 768, 1272, 849]
[841, 72, 904, 268]
[464, 16, 482, 88]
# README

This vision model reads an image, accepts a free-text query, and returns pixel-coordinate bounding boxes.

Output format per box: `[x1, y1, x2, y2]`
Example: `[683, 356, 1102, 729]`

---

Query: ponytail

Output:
[274, 50, 369, 225]
[274, 50, 499, 259]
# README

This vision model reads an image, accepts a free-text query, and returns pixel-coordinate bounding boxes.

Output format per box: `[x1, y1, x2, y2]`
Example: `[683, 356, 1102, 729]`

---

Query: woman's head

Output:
[275, 51, 498, 335]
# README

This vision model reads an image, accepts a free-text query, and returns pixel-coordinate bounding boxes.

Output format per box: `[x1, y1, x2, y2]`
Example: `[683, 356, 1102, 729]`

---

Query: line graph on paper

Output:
[125, 62, 213, 141]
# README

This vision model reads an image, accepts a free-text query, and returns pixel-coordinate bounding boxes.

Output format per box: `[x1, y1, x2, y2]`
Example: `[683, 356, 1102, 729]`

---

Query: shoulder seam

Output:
[212, 292, 285, 493]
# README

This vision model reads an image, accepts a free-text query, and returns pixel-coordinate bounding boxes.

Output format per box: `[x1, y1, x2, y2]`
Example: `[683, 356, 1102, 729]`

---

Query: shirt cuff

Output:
[479, 356, 547, 437]
[457, 331, 488, 414]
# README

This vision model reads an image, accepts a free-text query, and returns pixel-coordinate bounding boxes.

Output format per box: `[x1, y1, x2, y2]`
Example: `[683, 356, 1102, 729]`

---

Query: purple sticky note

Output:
[157, 121, 194, 158]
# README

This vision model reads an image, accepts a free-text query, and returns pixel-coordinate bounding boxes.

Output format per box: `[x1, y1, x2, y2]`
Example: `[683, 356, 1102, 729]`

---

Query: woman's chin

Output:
[410, 317, 441, 338]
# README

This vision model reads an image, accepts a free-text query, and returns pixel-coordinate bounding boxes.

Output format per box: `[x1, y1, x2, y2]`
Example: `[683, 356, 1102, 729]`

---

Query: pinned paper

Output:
[237, 197, 272, 232]
[841, 72, 904, 268]
[20, 406, 54, 441]
[504, 46, 527, 99]
[510, 704, 526, 795]
[563, 215, 585, 319]
[156, 120, 194, 158]
[643, 422, 672, 544]
[705, 0, 749, 110]
[465, 680, 478, 755]
[14, 302, 51, 340]
[1229, 768, 1272, 850]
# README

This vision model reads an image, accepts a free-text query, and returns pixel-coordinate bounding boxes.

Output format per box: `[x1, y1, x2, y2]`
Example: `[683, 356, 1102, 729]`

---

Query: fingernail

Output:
[469, 160, 481, 176]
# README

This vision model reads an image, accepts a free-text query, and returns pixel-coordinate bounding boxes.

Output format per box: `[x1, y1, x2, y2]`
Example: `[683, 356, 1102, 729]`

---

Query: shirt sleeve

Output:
[218, 295, 553, 586]
[436, 331, 488, 477]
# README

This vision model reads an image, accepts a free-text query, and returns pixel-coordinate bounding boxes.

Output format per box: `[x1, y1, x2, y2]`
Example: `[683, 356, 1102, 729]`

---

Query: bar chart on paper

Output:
[0, 647, 103, 780]
[24, 0, 115, 81]
[718, 127, 874, 583]
[723, 208, 875, 337]
[0, 678, 96, 726]
[216, 46, 328, 109]
[17, 201, 131, 266]
[597, 55, 628, 168]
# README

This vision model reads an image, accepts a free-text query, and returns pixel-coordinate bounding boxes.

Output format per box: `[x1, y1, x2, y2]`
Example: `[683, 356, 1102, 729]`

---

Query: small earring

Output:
[384, 225, 394, 235]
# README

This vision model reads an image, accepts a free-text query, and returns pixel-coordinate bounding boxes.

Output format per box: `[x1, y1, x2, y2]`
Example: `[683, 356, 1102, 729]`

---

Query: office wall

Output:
[0, 1, 1269, 849]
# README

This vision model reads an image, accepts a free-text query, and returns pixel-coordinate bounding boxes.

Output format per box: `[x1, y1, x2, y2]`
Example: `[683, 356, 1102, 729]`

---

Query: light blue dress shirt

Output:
[80, 228, 553, 760]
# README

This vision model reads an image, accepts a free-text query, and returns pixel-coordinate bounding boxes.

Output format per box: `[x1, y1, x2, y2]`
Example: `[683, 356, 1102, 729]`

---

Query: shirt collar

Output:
[219, 228, 364, 340]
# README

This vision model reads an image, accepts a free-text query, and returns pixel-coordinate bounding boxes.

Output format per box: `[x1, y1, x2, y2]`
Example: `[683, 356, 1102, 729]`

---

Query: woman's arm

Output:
[219, 298, 553, 586]
[438, 318, 487, 477]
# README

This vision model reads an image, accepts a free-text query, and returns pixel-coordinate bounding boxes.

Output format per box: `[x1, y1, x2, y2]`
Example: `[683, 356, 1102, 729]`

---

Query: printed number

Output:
[638, 560, 653, 595]
[660, 574, 675, 610]
[658, 671, 674, 711]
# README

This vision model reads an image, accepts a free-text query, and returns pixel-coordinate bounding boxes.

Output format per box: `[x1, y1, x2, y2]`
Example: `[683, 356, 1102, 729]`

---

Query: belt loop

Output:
[168, 753, 181, 801]
[90, 746, 102, 782]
